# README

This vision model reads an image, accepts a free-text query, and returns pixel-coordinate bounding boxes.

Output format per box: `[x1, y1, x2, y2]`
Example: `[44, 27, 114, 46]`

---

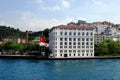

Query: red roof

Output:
[52, 24, 94, 30]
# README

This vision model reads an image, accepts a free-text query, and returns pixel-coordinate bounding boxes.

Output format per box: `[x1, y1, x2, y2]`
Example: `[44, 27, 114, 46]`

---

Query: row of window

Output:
[60, 42, 93, 45]
[59, 28, 92, 30]
[60, 31, 93, 36]
[59, 46, 93, 48]
[60, 50, 93, 53]
[60, 38, 93, 41]
[55, 53, 93, 57]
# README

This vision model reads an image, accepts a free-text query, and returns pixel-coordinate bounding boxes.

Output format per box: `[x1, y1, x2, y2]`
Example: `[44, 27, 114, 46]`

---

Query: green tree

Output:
[24, 43, 40, 55]
[28, 36, 35, 42]
[95, 39, 120, 56]
[12, 44, 24, 51]
[95, 41, 109, 56]
[43, 28, 49, 42]
[2, 41, 14, 50]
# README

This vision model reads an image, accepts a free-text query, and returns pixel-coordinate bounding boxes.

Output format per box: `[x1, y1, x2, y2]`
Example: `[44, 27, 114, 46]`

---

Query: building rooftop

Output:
[50, 24, 94, 32]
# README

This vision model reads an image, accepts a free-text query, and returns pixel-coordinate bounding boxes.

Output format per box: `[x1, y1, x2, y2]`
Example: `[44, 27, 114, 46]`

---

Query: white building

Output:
[49, 24, 94, 58]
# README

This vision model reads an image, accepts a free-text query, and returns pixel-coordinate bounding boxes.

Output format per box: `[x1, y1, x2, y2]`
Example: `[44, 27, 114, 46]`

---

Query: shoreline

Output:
[0, 55, 120, 60]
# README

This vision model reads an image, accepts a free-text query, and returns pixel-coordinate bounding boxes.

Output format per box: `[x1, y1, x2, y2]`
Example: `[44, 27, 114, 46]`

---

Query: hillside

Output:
[0, 25, 25, 40]
[0, 25, 49, 42]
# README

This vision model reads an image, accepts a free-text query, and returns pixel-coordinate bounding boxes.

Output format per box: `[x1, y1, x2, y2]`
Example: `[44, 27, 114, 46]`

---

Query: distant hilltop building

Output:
[49, 24, 94, 58]
[68, 20, 120, 44]
[93, 21, 120, 44]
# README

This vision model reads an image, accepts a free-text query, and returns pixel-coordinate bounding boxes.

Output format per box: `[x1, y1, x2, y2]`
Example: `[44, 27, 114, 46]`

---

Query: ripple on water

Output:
[0, 59, 120, 80]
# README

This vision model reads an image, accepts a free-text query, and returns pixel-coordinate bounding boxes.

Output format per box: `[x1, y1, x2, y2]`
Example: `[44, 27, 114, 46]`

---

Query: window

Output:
[90, 50, 93, 52]
[90, 46, 93, 48]
[78, 50, 80, 52]
[55, 54, 57, 56]
[69, 42, 72, 45]
[69, 32, 72, 35]
[86, 46, 89, 48]
[78, 42, 80, 45]
[78, 38, 80, 41]
[73, 42, 76, 45]
[73, 50, 76, 53]
[74, 32, 76, 35]
[60, 42, 63, 45]
[82, 32, 85, 36]
[82, 42, 84, 45]
[65, 42, 67, 45]
[78, 32, 80, 35]
[60, 38, 63, 41]
[86, 32, 89, 36]
[60, 50, 63, 53]
[91, 38, 93, 41]
[73, 46, 76, 48]
[78, 46, 80, 48]
[74, 54, 75, 56]
[87, 53, 88, 56]
[69, 46, 72, 48]
[69, 38, 72, 41]
[86, 50, 89, 52]
[60, 46, 63, 48]
[65, 32, 67, 35]
[82, 54, 84, 56]
[91, 53, 93, 56]
[69, 50, 72, 53]
[60, 32, 63, 35]
[64, 46, 67, 48]
[60, 54, 62, 56]
[78, 54, 80, 56]
[86, 42, 89, 45]
[82, 50, 84, 52]
[91, 32, 93, 36]
[86, 38, 89, 41]
[69, 54, 71, 56]
[90, 42, 93, 45]
[65, 38, 67, 41]
[64, 50, 67, 53]
[74, 38, 76, 41]
[82, 38, 85, 41]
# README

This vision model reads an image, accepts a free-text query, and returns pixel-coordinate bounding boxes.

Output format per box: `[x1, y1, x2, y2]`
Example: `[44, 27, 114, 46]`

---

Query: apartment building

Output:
[49, 24, 94, 58]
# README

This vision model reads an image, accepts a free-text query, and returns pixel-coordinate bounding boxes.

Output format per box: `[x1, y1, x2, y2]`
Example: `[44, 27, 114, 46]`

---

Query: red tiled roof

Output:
[53, 24, 94, 29]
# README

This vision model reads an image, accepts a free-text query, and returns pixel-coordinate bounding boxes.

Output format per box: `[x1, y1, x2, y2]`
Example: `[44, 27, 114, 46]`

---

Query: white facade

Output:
[49, 25, 94, 58]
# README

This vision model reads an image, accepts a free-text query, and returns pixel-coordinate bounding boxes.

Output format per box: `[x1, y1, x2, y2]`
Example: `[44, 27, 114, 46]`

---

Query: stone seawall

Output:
[0, 55, 120, 60]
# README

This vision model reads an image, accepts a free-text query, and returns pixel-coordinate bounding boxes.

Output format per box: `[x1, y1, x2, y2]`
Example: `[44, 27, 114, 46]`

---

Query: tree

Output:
[95, 41, 109, 56]
[95, 39, 120, 56]
[12, 44, 24, 51]
[23, 43, 40, 55]
[2, 41, 14, 50]
[43, 28, 49, 42]
[28, 36, 35, 42]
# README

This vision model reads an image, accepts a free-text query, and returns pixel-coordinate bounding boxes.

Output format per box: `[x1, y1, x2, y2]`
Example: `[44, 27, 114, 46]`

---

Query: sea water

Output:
[0, 59, 120, 80]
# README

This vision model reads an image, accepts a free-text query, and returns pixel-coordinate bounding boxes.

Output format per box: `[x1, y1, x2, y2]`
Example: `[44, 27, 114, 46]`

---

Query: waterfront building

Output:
[49, 24, 94, 58]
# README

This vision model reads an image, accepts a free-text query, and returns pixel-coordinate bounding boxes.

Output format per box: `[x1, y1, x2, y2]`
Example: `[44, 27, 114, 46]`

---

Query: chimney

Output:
[26, 31, 28, 43]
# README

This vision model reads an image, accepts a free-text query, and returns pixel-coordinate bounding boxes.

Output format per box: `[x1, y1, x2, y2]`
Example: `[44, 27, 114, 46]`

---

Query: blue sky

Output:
[0, 0, 120, 31]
